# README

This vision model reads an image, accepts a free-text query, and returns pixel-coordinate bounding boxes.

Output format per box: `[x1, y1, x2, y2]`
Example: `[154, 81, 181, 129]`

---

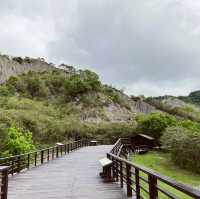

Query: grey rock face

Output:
[0, 55, 54, 83]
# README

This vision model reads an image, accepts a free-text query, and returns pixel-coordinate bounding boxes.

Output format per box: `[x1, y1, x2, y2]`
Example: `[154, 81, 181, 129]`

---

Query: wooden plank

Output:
[8, 146, 133, 199]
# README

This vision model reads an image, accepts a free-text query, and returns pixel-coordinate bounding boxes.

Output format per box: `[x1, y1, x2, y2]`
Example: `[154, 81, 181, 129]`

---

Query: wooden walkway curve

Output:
[8, 145, 134, 199]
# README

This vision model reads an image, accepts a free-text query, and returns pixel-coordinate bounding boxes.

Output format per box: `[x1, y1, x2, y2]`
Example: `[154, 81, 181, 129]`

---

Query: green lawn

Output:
[132, 151, 200, 199]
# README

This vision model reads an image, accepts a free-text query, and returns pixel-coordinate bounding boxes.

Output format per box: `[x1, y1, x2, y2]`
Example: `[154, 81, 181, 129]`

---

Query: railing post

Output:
[56, 146, 59, 158]
[17, 156, 21, 173]
[120, 161, 123, 188]
[64, 144, 67, 154]
[52, 148, 54, 160]
[135, 168, 140, 199]
[41, 150, 44, 164]
[11, 158, 14, 175]
[47, 149, 50, 161]
[115, 160, 119, 182]
[34, 152, 37, 166]
[126, 163, 132, 197]
[27, 154, 30, 169]
[67, 144, 70, 153]
[1, 167, 9, 199]
[148, 175, 158, 199]
[71, 143, 73, 151]
[80, 141, 82, 147]
[61, 146, 63, 156]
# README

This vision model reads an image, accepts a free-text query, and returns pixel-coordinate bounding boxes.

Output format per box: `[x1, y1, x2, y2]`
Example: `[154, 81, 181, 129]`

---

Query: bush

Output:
[1, 127, 35, 156]
[161, 126, 200, 173]
[177, 120, 200, 131]
[136, 113, 176, 139]
[13, 57, 23, 64]
[27, 77, 40, 96]
[64, 70, 102, 99]
[88, 122, 137, 144]
[161, 126, 191, 149]
[0, 86, 13, 96]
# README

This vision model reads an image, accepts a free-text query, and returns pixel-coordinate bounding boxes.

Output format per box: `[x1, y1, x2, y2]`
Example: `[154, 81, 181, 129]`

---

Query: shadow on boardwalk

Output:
[8, 145, 134, 199]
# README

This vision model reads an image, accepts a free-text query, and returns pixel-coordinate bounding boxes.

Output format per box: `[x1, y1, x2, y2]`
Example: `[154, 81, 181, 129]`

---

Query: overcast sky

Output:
[0, 0, 200, 96]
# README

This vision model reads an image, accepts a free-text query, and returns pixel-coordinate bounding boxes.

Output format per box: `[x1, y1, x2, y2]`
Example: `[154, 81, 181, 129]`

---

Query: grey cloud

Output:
[0, 0, 200, 96]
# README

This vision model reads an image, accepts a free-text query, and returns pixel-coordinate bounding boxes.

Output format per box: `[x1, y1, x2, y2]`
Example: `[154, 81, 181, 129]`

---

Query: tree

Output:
[136, 113, 176, 139]
[2, 127, 35, 156]
[64, 70, 102, 98]
[161, 126, 200, 173]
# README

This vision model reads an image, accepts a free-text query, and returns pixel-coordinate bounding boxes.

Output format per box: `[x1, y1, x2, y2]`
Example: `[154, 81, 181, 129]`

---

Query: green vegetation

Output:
[0, 127, 35, 157]
[0, 69, 136, 156]
[135, 112, 176, 138]
[161, 126, 200, 173]
[135, 112, 200, 173]
[182, 105, 194, 113]
[64, 70, 102, 99]
[145, 95, 200, 122]
[133, 151, 200, 199]
[179, 90, 200, 106]
[1, 66, 200, 180]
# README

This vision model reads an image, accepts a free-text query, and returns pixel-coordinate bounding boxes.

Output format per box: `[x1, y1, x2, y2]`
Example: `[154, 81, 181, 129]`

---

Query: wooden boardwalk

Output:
[8, 145, 134, 199]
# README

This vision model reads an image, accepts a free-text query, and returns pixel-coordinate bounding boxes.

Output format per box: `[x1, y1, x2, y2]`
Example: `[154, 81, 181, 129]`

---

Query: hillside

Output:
[179, 90, 200, 106]
[145, 94, 200, 122]
[0, 54, 55, 83]
[0, 57, 157, 149]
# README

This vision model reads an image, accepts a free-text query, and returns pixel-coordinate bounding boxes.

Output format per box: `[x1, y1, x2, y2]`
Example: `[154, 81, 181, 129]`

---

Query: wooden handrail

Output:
[0, 140, 89, 176]
[108, 138, 200, 199]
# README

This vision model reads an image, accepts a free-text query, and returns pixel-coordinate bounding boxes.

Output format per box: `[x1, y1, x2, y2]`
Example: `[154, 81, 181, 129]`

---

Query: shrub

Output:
[136, 113, 176, 139]
[161, 126, 200, 173]
[1, 127, 35, 156]
[64, 70, 102, 99]
[161, 126, 191, 149]
[13, 57, 23, 64]
[177, 120, 200, 131]
[0, 86, 13, 96]
[88, 122, 137, 144]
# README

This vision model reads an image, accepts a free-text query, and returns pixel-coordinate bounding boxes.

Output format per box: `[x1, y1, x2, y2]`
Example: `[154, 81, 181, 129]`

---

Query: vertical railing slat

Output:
[120, 161, 123, 188]
[148, 175, 158, 199]
[135, 168, 140, 199]
[126, 163, 132, 197]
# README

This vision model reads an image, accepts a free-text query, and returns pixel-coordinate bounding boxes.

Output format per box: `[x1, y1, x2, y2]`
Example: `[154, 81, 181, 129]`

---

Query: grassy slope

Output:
[0, 70, 137, 147]
[132, 151, 200, 199]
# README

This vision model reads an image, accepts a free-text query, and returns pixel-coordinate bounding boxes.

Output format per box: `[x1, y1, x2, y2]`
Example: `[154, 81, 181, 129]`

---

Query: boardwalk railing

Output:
[0, 139, 89, 199]
[107, 138, 200, 199]
[0, 166, 9, 199]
